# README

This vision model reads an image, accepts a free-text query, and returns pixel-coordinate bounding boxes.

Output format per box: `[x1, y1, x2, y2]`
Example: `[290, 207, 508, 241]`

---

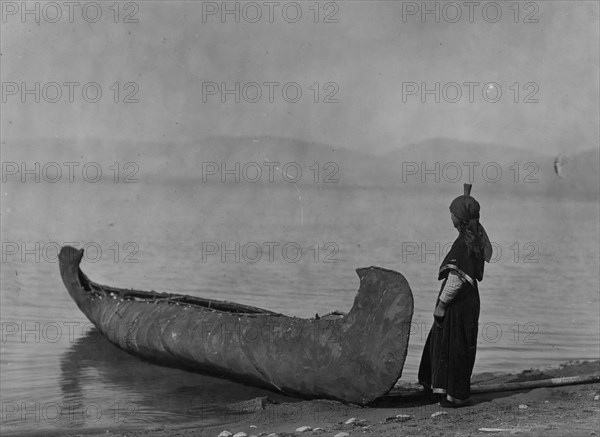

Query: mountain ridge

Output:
[2, 136, 597, 199]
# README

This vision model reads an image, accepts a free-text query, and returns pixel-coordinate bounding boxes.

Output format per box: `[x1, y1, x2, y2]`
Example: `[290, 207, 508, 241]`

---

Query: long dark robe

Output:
[418, 234, 482, 402]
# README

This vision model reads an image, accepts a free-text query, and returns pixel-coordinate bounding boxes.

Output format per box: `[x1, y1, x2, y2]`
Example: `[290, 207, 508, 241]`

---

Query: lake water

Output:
[1, 179, 599, 435]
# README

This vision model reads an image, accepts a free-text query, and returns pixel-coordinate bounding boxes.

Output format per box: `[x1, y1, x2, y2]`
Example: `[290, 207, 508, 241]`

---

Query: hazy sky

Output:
[1, 1, 598, 154]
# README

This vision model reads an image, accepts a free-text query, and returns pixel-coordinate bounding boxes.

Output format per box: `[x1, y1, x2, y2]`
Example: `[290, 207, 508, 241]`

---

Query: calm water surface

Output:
[2, 180, 598, 434]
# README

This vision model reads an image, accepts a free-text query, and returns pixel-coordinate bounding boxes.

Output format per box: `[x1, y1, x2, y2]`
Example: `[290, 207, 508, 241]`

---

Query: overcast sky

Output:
[2, 1, 598, 155]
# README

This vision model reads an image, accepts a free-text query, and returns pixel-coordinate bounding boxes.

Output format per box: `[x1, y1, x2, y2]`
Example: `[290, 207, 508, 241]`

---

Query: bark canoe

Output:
[59, 245, 414, 405]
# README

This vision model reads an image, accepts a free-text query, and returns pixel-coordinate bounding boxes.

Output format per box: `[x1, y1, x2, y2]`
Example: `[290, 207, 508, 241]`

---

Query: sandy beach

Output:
[32, 360, 598, 437]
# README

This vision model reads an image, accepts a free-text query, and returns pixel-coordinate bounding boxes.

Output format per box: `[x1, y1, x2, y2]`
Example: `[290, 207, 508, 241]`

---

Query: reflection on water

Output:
[40, 330, 294, 433]
[1, 182, 599, 434]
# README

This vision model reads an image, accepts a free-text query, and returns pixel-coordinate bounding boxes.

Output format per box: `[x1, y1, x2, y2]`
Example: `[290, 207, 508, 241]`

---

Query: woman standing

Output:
[418, 184, 492, 407]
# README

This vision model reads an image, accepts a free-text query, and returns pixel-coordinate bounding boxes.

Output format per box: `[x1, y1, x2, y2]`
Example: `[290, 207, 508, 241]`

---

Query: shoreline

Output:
[7, 360, 599, 437]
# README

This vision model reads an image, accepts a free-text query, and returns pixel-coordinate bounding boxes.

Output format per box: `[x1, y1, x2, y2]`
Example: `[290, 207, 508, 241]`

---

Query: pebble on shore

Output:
[295, 426, 312, 432]
[218, 432, 232, 437]
[334, 433, 350, 437]
[344, 417, 367, 426]
[384, 413, 412, 423]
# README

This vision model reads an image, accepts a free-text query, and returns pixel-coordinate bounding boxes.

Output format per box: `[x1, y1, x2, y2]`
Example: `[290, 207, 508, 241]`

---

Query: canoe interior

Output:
[76, 268, 281, 315]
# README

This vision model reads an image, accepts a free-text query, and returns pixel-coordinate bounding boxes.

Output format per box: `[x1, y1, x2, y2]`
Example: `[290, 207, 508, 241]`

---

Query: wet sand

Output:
[27, 361, 600, 437]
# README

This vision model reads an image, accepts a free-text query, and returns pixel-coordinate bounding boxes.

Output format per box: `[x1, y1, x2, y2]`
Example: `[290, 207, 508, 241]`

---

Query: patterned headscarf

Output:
[450, 184, 492, 262]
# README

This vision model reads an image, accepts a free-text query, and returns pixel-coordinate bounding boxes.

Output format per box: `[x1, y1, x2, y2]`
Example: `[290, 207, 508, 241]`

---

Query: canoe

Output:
[59, 245, 414, 405]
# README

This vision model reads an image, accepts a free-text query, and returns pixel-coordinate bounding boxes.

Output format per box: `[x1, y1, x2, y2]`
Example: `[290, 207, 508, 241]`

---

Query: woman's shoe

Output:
[439, 398, 471, 408]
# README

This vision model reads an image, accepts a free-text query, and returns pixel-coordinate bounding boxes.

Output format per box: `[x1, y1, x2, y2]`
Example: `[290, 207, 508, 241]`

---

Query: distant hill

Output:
[381, 138, 599, 200]
[380, 137, 547, 195]
[1, 136, 385, 187]
[383, 137, 546, 163]
[2, 136, 598, 199]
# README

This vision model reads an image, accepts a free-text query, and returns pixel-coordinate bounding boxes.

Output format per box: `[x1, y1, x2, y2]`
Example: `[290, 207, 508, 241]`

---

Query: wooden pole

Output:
[471, 374, 600, 394]
[385, 374, 600, 399]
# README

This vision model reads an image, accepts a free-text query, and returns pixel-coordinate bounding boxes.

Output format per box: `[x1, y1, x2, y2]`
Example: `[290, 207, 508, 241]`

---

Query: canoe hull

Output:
[59, 246, 413, 404]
